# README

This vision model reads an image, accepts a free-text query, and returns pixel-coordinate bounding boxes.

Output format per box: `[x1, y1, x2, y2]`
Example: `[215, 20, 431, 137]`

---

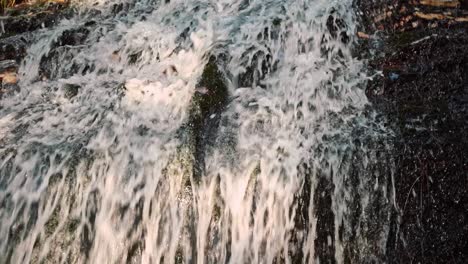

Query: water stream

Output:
[0, 0, 395, 263]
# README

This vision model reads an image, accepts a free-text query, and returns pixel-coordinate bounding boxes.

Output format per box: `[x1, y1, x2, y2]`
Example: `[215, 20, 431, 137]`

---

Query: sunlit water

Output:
[0, 0, 395, 263]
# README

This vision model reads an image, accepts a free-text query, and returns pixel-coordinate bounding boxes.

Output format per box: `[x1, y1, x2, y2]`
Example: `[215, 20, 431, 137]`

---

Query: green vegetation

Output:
[1, 0, 16, 13]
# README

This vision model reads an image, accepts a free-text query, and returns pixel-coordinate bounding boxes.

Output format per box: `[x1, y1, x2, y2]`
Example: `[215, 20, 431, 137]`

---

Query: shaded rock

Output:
[326, 9, 350, 43]
[39, 27, 92, 80]
[1, 2, 72, 38]
[364, 14, 468, 263]
[314, 175, 336, 264]
[0, 34, 30, 62]
[157, 57, 230, 263]
[463, 0, 468, 9]
[0, 59, 17, 71]
[235, 18, 282, 89]
[55, 27, 89, 47]
[187, 55, 229, 183]
[63, 83, 80, 99]
[237, 49, 273, 89]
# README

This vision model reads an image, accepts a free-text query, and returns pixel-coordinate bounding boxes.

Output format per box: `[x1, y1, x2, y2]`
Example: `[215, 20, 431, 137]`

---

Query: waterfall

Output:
[0, 0, 395, 263]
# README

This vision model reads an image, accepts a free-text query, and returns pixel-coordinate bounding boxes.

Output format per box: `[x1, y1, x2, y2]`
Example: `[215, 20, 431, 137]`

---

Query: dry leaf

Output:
[420, 0, 460, 8]
[357, 32, 370, 39]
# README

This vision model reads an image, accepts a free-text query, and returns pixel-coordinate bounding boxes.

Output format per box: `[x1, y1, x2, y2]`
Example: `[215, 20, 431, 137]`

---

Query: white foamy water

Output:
[0, 0, 395, 263]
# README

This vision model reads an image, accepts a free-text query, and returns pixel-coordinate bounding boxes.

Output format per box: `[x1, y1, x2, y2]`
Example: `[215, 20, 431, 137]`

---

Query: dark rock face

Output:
[39, 27, 91, 80]
[63, 83, 81, 99]
[0, 34, 29, 62]
[0, 2, 75, 92]
[384, 28, 468, 263]
[188, 56, 229, 183]
[314, 175, 336, 264]
[362, 3, 468, 260]
[0, 37, 23, 99]
[0, 59, 17, 71]
[1, 2, 72, 38]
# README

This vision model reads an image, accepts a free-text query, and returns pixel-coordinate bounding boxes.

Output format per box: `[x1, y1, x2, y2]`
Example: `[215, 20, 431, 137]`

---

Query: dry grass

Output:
[1, 0, 16, 13]
[1, 0, 67, 14]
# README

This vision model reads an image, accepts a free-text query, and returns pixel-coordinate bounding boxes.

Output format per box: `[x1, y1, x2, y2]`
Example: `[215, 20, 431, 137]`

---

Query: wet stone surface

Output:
[0, 2, 74, 97]
[1, 0, 467, 262]
[362, 2, 468, 260]
[1, 2, 72, 38]
[39, 26, 92, 80]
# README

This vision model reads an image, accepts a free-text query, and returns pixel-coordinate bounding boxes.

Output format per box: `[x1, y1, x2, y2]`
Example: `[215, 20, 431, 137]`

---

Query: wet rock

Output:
[39, 27, 91, 80]
[0, 3, 76, 85]
[159, 57, 229, 263]
[363, 6, 468, 261]
[288, 163, 312, 263]
[235, 18, 282, 89]
[462, 0, 468, 9]
[314, 175, 336, 264]
[0, 78, 20, 100]
[0, 59, 19, 99]
[0, 34, 30, 62]
[0, 59, 17, 71]
[55, 27, 89, 47]
[1, 2, 72, 38]
[327, 9, 350, 43]
[63, 83, 80, 99]
[237, 49, 273, 88]
[111, 2, 132, 16]
[187, 56, 229, 183]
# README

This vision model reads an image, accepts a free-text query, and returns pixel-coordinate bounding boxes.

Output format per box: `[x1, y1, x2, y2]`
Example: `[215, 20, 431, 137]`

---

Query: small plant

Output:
[1, 0, 16, 14]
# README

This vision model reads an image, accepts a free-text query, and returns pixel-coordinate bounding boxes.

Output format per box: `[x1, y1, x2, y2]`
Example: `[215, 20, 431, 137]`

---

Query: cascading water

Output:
[0, 0, 396, 263]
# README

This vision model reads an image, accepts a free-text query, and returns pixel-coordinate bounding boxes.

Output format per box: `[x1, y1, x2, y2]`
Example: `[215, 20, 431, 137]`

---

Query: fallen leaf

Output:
[420, 0, 460, 8]
[1, 72, 18, 84]
[414, 11, 446, 20]
[357, 32, 370, 39]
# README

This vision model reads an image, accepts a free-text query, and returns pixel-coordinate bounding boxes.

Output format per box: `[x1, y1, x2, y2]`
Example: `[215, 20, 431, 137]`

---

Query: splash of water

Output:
[0, 0, 395, 263]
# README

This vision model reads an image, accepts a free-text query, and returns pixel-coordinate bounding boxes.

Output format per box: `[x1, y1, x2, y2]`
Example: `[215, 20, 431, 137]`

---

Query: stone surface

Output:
[0, 59, 17, 71]
[1, 2, 72, 38]
[360, 1, 468, 261]
[0, 58, 19, 98]
[63, 83, 80, 99]
[39, 26, 92, 80]
[0, 1, 74, 87]
[0, 34, 29, 62]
